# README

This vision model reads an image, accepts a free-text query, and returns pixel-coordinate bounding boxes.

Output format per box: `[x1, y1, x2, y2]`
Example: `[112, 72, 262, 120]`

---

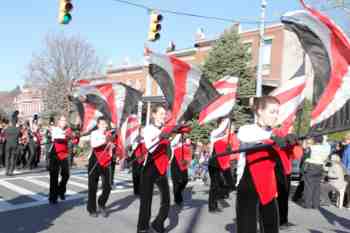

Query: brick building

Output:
[13, 86, 44, 122]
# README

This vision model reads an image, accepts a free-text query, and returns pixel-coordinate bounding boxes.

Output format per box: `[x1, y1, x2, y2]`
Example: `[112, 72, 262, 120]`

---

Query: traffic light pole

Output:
[256, 0, 267, 97]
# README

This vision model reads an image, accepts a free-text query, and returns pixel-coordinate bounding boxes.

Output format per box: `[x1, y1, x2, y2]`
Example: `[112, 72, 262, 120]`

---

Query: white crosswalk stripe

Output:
[0, 173, 133, 213]
[0, 180, 46, 201]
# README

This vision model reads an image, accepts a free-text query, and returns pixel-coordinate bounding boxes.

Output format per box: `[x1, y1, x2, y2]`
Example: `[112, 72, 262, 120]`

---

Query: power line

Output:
[111, 0, 279, 25]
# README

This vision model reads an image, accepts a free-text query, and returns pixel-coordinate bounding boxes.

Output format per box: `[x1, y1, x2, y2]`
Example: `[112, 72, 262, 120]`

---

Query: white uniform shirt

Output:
[90, 129, 107, 149]
[51, 126, 66, 140]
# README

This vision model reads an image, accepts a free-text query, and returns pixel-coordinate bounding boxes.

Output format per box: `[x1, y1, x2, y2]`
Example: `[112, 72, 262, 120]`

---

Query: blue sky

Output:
[0, 0, 342, 91]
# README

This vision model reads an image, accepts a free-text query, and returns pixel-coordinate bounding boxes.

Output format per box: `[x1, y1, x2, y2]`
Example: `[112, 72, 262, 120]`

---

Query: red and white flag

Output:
[271, 63, 307, 136]
[282, 0, 350, 134]
[198, 76, 238, 125]
[148, 51, 219, 133]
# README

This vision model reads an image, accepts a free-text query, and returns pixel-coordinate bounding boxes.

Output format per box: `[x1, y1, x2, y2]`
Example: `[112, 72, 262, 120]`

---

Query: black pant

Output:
[292, 179, 304, 202]
[87, 154, 112, 213]
[236, 168, 279, 233]
[171, 159, 188, 205]
[208, 165, 233, 211]
[45, 143, 53, 170]
[26, 142, 36, 169]
[137, 162, 170, 232]
[276, 173, 290, 225]
[16, 144, 26, 168]
[5, 145, 18, 175]
[222, 168, 235, 193]
[0, 143, 5, 167]
[303, 163, 323, 208]
[49, 152, 70, 202]
[111, 158, 116, 185]
[132, 161, 142, 195]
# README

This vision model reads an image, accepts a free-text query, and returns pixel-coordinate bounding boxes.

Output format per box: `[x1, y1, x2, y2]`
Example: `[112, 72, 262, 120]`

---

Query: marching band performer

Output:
[87, 116, 114, 217]
[208, 118, 237, 212]
[130, 131, 146, 196]
[235, 96, 299, 233]
[137, 104, 171, 233]
[49, 115, 77, 204]
[170, 129, 192, 207]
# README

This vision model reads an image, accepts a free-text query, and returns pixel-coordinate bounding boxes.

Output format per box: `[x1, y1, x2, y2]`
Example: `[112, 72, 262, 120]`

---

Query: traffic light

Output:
[148, 11, 163, 42]
[58, 0, 73, 25]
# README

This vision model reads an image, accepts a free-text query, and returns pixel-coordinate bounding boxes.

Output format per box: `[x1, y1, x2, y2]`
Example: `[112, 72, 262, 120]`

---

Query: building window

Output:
[262, 39, 272, 67]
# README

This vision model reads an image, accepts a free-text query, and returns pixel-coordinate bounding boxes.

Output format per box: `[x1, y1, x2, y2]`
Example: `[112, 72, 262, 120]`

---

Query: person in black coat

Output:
[4, 111, 21, 176]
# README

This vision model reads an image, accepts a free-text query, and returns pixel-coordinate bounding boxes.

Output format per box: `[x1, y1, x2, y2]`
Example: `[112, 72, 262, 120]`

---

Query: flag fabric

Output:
[119, 114, 141, 157]
[281, 0, 350, 134]
[73, 80, 142, 131]
[271, 62, 307, 136]
[148, 51, 219, 133]
[198, 76, 238, 125]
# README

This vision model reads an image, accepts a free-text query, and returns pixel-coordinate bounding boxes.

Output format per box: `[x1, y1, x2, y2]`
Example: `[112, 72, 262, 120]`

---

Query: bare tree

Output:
[26, 32, 102, 117]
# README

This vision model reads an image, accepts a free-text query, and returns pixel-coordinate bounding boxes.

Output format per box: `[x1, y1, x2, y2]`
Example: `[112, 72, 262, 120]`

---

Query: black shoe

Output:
[49, 199, 58, 205]
[89, 212, 98, 218]
[98, 205, 109, 218]
[151, 221, 164, 233]
[280, 222, 294, 230]
[209, 207, 222, 213]
[59, 193, 66, 201]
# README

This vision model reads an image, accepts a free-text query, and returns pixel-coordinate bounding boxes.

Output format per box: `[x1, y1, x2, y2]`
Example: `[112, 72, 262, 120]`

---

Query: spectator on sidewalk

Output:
[303, 136, 331, 209]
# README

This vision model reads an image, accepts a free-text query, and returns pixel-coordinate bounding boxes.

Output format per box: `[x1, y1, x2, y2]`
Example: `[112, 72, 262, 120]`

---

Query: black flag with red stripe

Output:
[282, 0, 350, 135]
[148, 51, 220, 133]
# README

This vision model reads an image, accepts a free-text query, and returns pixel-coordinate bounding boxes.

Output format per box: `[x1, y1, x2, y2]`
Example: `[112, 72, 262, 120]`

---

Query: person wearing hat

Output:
[3, 111, 21, 176]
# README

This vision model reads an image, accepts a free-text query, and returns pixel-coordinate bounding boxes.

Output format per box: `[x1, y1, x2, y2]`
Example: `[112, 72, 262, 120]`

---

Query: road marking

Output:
[0, 180, 46, 201]
[0, 187, 133, 213]
[26, 178, 77, 195]
[68, 180, 89, 189]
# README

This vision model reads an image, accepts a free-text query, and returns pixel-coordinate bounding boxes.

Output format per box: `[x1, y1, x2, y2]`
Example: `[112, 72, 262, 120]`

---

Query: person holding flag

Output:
[87, 116, 114, 217]
[235, 96, 299, 233]
[137, 104, 171, 233]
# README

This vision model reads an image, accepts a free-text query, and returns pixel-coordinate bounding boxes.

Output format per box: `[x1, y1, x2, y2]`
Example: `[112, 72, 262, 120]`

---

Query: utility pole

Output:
[256, 0, 267, 97]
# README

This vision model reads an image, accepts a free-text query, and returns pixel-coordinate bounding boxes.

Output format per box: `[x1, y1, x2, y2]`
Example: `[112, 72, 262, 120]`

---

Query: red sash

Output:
[54, 139, 69, 160]
[93, 144, 112, 168]
[152, 139, 170, 176]
[134, 143, 147, 164]
[214, 133, 240, 171]
[174, 143, 192, 171]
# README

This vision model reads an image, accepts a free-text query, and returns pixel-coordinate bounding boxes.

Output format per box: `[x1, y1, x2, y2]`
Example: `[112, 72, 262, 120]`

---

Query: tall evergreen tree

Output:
[189, 25, 255, 143]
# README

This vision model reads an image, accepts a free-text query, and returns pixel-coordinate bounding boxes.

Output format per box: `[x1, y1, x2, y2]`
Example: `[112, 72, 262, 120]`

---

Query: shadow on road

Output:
[108, 194, 138, 213]
[0, 198, 84, 233]
[319, 207, 350, 230]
